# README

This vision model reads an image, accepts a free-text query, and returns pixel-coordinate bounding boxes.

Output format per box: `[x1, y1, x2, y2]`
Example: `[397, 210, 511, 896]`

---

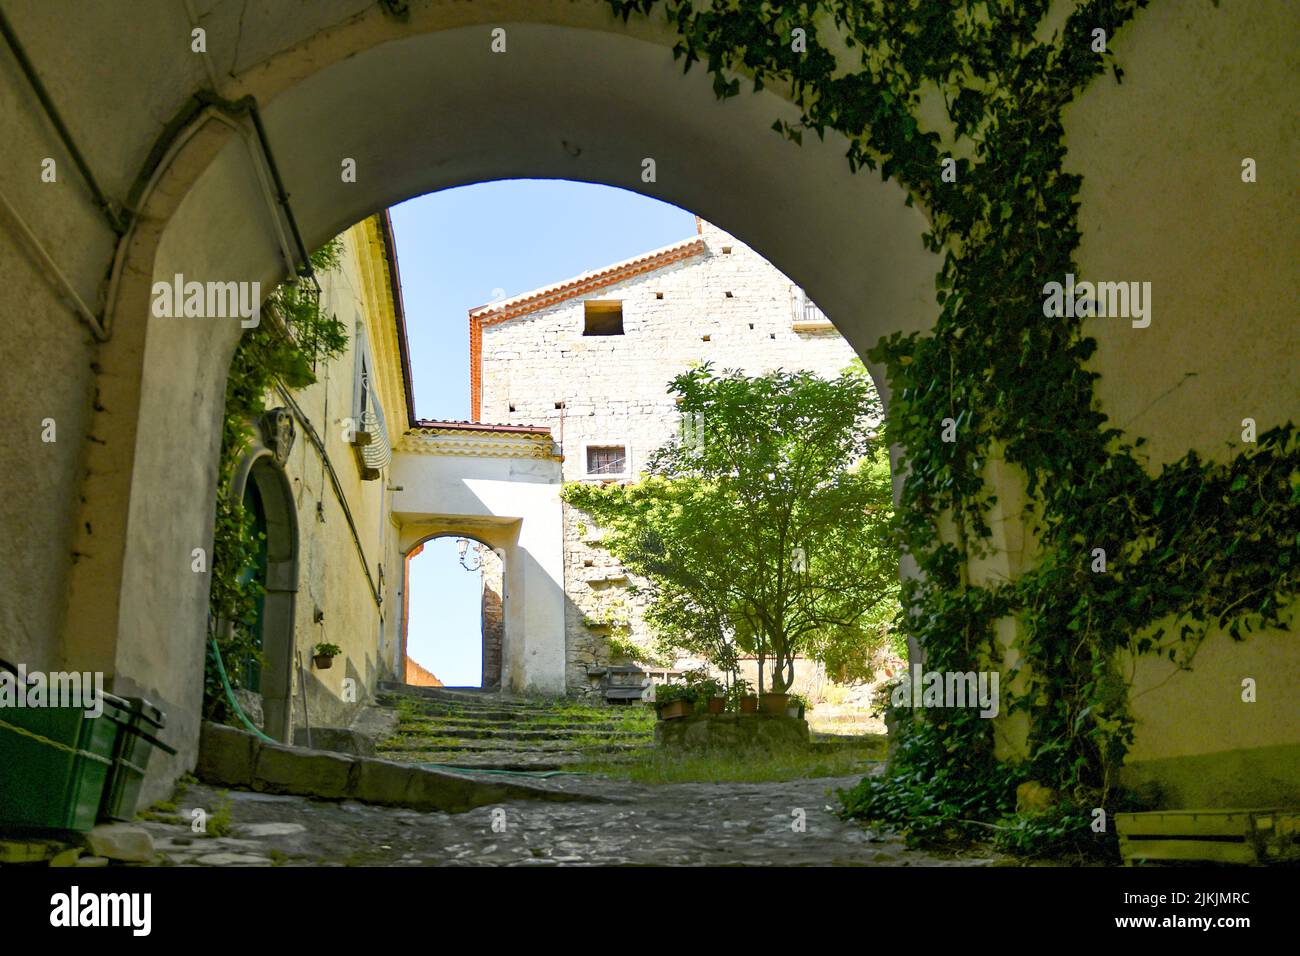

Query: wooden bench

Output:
[588, 666, 649, 704]
[1116, 808, 1300, 865]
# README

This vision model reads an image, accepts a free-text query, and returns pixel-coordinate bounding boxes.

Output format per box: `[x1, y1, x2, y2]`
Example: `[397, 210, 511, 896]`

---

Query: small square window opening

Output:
[584, 301, 624, 335]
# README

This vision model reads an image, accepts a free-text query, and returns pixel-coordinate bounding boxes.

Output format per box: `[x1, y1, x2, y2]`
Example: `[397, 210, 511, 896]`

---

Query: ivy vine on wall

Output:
[204, 240, 348, 720]
[607, 0, 1299, 855]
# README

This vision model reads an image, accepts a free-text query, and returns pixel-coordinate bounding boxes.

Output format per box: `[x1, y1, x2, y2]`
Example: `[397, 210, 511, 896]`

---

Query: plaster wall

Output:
[1062, 0, 1300, 803]
[262, 221, 398, 739]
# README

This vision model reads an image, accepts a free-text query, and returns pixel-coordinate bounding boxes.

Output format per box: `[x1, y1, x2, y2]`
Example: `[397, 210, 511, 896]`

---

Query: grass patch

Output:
[542, 701, 655, 724]
[137, 809, 184, 825]
[568, 732, 648, 749]
[205, 792, 234, 838]
[137, 771, 198, 824]
[574, 737, 887, 785]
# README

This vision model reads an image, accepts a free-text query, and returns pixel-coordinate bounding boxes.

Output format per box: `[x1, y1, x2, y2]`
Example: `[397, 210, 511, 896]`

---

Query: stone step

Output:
[389, 727, 650, 743]
[400, 709, 559, 724]
[379, 697, 553, 717]
[384, 750, 642, 772]
[394, 720, 643, 738]
[374, 684, 656, 771]
[387, 698, 653, 723]
[379, 738, 646, 755]
[395, 712, 639, 723]
[378, 683, 550, 708]
[384, 697, 567, 718]
[195, 721, 599, 813]
[388, 702, 654, 728]
[379, 680, 491, 697]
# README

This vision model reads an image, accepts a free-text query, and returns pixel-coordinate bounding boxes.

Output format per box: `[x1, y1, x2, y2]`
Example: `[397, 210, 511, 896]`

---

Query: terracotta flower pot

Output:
[658, 699, 693, 720]
[738, 695, 758, 714]
[313, 654, 334, 670]
[760, 692, 790, 715]
[707, 697, 725, 715]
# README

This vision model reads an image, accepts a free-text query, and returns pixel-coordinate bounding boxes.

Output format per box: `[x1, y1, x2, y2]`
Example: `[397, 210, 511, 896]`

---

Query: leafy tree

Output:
[563, 363, 899, 694]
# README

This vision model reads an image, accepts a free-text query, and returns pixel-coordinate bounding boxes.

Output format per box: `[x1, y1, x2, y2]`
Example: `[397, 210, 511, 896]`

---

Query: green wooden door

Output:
[239, 480, 270, 693]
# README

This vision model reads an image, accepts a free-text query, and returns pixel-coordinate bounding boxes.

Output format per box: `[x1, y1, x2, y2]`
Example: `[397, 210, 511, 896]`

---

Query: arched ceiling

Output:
[153, 20, 939, 401]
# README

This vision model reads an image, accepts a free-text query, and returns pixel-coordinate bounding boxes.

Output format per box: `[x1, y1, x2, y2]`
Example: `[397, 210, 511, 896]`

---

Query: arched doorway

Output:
[228, 424, 299, 743]
[404, 534, 506, 690]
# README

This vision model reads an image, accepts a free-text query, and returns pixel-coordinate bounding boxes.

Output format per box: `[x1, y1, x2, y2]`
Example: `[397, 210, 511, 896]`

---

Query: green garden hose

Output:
[209, 635, 277, 744]
[209, 641, 586, 775]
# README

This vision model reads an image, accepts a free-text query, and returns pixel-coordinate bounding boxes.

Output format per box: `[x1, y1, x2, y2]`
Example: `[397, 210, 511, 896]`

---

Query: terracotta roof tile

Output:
[469, 234, 706, 419]
[411, 418, 552, 436]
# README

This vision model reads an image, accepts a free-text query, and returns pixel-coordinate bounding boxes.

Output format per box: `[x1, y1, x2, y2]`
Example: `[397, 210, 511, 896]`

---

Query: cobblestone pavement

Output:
[140, 773, 1002, 866]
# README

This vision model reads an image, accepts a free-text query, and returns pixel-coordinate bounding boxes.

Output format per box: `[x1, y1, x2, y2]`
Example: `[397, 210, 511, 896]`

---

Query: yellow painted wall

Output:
[262, 217, 408, 735]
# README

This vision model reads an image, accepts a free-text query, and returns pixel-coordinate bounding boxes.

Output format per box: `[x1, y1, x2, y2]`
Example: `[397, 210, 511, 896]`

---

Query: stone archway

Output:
[52, 11, 936, 788]
[226, 412, 300, 743]
[0, 0, 1292, 816]
[402, 533, 506, 691]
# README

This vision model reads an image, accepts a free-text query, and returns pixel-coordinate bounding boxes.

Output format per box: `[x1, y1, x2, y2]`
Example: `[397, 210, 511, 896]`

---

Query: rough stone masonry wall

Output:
[480, 222, 861, 696]
[479, 545, 504, 688]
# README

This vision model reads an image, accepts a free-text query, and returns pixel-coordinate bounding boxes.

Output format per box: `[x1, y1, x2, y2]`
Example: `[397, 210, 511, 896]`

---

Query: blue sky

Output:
[391, 180, 696, 685]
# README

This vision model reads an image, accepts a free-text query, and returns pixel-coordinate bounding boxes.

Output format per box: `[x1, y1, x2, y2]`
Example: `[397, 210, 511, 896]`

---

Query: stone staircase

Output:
[374, 682, 655, 772]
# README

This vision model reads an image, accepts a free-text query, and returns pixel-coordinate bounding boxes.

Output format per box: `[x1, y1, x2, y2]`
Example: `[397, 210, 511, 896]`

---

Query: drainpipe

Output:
[2, 7, 320, 342]
[192, 91, 315, 285]
[274, 383, 383, 609]
[557, 401, 566, 466]
[0, 6, 125, 235]
[194, 106, 299, 282]
[0, 188, 107, 340]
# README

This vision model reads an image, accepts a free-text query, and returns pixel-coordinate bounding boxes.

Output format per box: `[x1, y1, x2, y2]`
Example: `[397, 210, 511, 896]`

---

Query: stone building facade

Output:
[478, 545, 506, 689]
[473, 220, 861, 695]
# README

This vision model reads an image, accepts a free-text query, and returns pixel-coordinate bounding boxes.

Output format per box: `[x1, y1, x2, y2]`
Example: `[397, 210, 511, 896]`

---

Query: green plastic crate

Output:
[0, 698, 125, 832]
[99, 697, 174, 823]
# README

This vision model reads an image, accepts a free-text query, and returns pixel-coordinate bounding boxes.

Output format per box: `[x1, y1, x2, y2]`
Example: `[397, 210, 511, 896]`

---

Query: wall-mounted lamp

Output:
[456, 537, 482, 572]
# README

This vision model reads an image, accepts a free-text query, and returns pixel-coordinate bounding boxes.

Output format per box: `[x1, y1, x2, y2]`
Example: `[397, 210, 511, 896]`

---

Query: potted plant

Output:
[654, 683, 694, 720]
[786, 693, 809, 720]
[313, 642, 342, 670]
[728, 677, 757, 714]
[760, 689, 791, 715]
[684, 670, 726, 714]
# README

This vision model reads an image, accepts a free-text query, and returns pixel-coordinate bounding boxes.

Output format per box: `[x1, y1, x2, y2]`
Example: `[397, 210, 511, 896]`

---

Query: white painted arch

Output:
[393, 438, 568, 696]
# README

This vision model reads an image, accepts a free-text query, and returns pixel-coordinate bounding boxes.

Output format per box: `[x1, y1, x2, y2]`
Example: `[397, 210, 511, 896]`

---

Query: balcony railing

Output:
[802, 299, 829, 324]
[792, 286, 833, 330]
